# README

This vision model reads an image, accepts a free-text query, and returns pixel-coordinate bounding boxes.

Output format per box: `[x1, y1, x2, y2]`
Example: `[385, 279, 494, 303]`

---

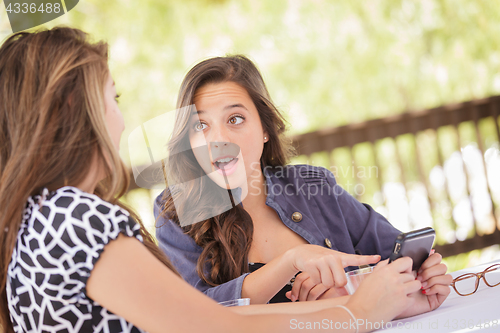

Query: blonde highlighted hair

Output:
[0, 27, 177, 333]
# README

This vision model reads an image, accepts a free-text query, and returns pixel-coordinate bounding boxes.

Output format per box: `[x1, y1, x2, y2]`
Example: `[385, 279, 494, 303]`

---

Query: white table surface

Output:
[378, 259, 500, 333]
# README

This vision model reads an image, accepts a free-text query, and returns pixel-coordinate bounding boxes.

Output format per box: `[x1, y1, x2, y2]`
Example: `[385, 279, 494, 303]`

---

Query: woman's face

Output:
[189, 81, 268, 190]
[103, 73, 125, 150]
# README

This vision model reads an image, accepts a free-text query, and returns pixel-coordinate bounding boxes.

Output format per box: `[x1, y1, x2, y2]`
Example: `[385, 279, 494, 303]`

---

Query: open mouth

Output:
[213, 156, 239, 172]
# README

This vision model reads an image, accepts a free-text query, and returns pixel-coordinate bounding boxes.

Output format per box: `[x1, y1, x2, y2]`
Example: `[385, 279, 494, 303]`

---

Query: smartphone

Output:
[388, 227, 436, 271]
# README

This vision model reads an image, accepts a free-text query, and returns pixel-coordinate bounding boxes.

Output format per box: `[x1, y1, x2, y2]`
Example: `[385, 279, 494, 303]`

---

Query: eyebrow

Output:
[191, 103, 248, 115]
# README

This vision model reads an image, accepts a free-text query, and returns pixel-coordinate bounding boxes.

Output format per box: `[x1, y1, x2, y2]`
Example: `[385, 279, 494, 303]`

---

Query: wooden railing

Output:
[128, 95, 500, 258]
[289, 96, 500, 258]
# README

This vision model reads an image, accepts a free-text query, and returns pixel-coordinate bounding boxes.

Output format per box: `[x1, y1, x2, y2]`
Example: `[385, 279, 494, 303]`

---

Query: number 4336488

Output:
[6, 3, 62, 14]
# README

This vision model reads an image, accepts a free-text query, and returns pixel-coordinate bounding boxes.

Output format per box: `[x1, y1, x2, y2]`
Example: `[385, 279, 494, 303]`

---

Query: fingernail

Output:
[291, 295, 296, 302]
[417, 275, 423, 282]
[422, 282, 427, 288]
[421, 289, 426, 295]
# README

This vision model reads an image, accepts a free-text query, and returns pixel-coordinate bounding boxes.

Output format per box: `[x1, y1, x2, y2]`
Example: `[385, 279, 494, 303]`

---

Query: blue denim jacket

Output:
[153, 164, 401, 303]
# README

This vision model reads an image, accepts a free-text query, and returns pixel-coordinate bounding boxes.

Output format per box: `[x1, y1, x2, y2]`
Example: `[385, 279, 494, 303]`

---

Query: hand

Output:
[285, 272, 349, 302]
[396, 251, 453, 319]
[284, 244, 380, 301]
[346, 258, 422, 325]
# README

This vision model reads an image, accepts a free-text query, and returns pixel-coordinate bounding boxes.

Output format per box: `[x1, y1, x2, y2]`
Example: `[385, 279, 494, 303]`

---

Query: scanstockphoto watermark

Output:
[329, 164, 379, 180]
[290, 318, 392, 330]
[290, 318, 499, 331]
[290, 318, 419, 330]
[250, 178, 366, 199]
[248, 162, 378, 199]
[252, 163, 379, 181]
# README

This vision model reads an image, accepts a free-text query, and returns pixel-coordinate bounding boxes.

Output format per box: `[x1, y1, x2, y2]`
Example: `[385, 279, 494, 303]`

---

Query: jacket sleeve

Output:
[153, 192, 250, 303]
[321, 167, 401, 260]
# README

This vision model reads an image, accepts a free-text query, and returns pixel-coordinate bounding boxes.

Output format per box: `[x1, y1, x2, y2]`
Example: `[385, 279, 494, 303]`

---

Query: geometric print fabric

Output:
[7, 186, 145, 332]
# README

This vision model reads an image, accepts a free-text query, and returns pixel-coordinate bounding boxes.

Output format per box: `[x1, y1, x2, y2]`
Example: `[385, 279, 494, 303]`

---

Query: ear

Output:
[263, 131, 269, 143]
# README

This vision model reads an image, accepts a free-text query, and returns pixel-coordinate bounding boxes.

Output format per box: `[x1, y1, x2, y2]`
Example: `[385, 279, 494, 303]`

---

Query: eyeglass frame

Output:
[450, 264, 500, 296]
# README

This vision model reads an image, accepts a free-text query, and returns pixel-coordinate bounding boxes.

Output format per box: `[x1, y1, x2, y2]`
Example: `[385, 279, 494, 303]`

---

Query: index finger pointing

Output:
[340, 254, 381, 268]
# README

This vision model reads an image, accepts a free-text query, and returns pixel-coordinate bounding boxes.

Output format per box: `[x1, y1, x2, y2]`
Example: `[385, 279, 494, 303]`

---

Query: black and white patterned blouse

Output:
[7, 186, 146, 332]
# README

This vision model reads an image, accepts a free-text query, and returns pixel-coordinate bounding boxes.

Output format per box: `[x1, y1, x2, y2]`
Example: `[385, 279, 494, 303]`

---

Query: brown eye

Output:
[229, 115, 244, 125]
[194, 122, 207, 132]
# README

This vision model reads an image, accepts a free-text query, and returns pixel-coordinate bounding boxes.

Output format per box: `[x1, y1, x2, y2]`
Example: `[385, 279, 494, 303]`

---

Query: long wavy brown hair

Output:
[159, 55, 295, 286]
[0, 27, 178, 333]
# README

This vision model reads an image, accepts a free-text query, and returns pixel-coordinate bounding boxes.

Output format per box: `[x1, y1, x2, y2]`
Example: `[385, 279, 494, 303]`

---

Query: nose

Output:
[213, 142, 228, 148]
[208, 123, 230, 146]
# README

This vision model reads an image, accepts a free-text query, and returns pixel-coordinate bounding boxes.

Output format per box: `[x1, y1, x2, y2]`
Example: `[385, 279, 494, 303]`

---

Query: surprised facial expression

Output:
[189, 81, 268, 190]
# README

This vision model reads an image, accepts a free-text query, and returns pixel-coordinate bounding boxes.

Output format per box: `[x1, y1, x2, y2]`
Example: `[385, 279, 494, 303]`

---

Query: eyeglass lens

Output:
[484, 265, 500, 287]
[454, 273, 478, 295]
[454, 265, 500, 295]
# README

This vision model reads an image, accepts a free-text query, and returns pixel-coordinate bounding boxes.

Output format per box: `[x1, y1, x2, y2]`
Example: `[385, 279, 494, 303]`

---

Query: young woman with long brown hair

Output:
[154, 55, 452, 314]
[0, 26, 432, 333]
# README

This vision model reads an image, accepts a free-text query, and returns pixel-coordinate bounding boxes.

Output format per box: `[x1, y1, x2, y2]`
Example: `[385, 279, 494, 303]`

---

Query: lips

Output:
[213, 155, 239, 171]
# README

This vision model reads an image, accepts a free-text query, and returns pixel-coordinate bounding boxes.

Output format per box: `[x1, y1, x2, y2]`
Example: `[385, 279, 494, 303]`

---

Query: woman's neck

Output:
[75, 178, 98, 194]
[241, 168, 267, 211]
[75, 154, 102, 194]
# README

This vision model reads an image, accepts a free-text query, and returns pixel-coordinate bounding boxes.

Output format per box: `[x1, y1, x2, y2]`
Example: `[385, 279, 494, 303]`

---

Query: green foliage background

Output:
[1, 0, 500, 270]
[2, 0, 499, 150]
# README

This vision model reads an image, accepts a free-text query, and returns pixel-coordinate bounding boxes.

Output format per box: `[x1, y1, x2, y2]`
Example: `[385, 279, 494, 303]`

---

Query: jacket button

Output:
[325, 238, 332, 248]
[291, 212, 302, 222]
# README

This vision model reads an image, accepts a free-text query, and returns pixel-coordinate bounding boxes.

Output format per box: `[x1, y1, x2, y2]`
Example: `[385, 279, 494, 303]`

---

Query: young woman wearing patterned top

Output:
[1, 27, 434, 333]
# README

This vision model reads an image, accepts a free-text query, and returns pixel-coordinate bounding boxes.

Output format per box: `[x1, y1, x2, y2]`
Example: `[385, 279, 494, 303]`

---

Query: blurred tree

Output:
[1, 1, 499, 267]
[2, 0, 498, 165]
